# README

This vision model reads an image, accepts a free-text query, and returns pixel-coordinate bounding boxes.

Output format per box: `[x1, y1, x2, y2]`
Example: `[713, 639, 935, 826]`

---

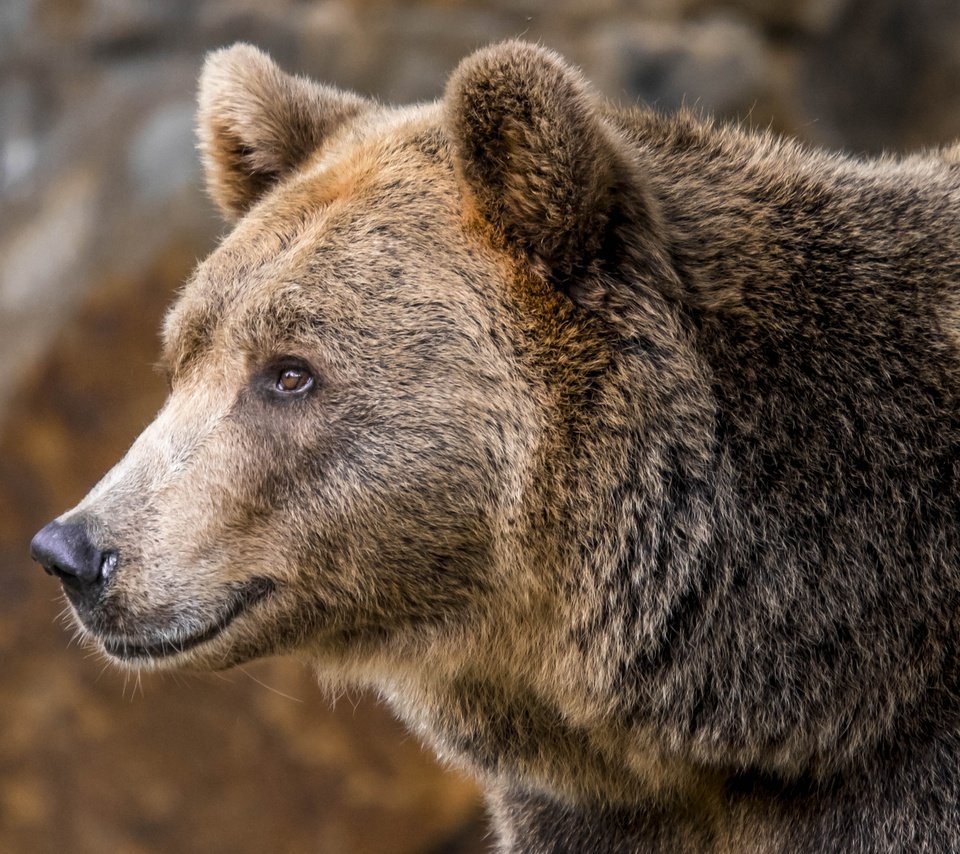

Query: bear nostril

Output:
[29, 520, 108, 587]
[100, 551, 118, 580]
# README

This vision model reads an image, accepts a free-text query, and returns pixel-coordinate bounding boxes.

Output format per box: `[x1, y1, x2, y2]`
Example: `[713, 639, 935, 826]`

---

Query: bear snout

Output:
[30, 519, 117, 611]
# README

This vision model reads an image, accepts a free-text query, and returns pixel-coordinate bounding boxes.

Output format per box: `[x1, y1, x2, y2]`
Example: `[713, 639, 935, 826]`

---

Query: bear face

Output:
[45, 97, 532, 672]
[33, 44, 634, 689]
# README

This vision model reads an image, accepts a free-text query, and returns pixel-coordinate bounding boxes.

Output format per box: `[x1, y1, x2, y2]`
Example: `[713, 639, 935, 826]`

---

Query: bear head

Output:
[30, 42, 677, 699]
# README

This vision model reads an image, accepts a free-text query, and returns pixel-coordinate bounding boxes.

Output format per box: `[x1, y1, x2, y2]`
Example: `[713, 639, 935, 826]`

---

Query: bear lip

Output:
[100, 576, 275, 661]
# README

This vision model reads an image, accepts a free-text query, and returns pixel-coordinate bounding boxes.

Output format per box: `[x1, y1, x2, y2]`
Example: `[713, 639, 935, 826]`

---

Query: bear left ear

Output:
[198, 43, 372, 221]
[444, 41, 677, 298]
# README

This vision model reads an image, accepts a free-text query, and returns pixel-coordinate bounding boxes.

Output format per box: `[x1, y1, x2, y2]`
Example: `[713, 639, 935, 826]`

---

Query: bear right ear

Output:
[444, 41, 678, 306]
[198, 43, 372, 222]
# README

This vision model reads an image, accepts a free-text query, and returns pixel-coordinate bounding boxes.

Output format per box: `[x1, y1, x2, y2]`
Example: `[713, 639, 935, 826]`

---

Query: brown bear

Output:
[31, 41, 959, 852]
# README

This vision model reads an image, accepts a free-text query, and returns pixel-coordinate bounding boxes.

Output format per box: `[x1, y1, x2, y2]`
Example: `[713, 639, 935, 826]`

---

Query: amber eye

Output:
[274, 364, 314, 395]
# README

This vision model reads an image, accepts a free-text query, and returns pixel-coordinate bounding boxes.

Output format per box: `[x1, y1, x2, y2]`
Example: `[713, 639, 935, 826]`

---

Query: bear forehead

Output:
[161, 107, 472, 379]
[214, 102, 456, 276]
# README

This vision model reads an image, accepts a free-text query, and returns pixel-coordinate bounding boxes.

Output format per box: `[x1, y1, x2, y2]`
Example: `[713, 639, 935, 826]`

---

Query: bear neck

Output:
[327, 106, 958, 837]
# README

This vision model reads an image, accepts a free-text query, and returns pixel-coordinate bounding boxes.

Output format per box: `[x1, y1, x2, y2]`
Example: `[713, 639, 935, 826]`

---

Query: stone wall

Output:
[2, 1, 958, 852]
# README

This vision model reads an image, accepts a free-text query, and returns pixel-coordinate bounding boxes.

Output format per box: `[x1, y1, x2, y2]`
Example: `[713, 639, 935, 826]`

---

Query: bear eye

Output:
[273, 362, 314, 395]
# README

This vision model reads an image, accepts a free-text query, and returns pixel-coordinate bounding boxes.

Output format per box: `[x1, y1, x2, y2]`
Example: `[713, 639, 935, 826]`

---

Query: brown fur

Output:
[35, 42, 959, 852]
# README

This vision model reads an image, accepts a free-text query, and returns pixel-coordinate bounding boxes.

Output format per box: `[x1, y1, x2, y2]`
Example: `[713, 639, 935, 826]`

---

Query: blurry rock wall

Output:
[1, 1, 958, 852]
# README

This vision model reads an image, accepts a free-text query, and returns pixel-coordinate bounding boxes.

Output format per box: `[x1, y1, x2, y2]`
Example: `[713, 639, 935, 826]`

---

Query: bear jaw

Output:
[90, 576, 276, 666]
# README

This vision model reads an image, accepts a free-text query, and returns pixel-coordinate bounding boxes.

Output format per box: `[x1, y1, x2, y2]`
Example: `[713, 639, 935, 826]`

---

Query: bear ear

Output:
[198, 43, 372, 221]
[444, 41, 676, 295]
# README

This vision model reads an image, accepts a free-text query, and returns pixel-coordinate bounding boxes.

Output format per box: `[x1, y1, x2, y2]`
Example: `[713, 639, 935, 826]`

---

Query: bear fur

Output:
[34, 42, 959, 852]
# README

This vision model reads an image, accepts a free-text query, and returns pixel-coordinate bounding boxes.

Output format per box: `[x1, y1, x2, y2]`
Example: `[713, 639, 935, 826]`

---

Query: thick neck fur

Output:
[343, 107, 959, 851]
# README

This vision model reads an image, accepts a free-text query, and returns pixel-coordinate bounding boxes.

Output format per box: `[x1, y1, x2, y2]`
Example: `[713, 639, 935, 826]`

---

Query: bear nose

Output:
[30, 520, 110, 587]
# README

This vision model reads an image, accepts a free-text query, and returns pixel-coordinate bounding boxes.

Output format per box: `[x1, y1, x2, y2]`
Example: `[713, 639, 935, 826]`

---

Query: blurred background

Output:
[1, 1, 958, 852]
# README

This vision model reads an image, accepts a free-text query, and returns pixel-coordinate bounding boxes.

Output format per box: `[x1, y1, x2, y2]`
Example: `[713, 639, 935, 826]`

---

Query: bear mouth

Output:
[100, 577, 275, 661]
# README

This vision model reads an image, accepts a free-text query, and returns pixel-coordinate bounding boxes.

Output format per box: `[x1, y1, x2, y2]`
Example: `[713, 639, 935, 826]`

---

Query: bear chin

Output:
[80, 576, 276, 668]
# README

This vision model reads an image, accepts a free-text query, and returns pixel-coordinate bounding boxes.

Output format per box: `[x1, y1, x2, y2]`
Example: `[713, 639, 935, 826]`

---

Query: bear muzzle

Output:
[31, 518, 279, 664]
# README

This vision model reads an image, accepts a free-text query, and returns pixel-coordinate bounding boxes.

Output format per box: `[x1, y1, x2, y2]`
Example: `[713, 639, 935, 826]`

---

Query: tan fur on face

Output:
[941, 140, 960, 165]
